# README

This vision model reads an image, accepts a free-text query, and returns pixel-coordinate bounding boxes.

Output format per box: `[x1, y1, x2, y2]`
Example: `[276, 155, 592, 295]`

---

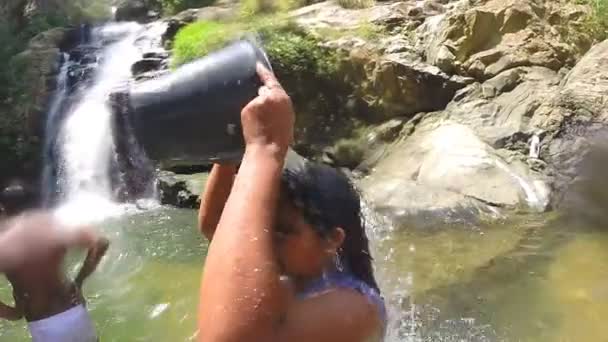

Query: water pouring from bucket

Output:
[110, 39, 274, 169]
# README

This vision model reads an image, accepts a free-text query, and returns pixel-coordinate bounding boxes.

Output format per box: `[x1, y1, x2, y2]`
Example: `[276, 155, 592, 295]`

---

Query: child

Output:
[0, 210, 109, 342]
[197, 64, 386, 342]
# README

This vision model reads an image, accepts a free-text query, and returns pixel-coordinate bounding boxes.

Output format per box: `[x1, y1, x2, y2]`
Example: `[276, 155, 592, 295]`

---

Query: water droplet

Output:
[149, 303, 170, 319]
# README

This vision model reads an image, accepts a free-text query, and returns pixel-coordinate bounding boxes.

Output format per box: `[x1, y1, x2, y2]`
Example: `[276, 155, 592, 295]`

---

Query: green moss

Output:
[171, 21, 242, 67]
[169, 17, 360, 160]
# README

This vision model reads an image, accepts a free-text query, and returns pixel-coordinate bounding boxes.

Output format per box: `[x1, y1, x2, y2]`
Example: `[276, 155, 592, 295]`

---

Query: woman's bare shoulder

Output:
[276, 287, 382, 342]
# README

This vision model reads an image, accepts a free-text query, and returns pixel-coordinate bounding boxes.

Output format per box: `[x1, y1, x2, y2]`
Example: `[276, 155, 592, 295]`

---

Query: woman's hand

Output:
[241, 63, 295, 157]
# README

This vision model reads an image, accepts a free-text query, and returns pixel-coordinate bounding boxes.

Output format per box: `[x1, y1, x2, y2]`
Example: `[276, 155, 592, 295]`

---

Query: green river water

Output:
[1, 206, 607, 341]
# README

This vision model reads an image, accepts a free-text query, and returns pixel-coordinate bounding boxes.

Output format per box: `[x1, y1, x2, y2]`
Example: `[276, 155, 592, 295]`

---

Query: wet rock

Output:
[143, 50, 169, 59]
[442, 66, 560, 148]
[0, 179, 38, 215]
[156, 171, 208, 209]
[529, 39, 608, 199]
[360, 121, 551, 225]
[131, 58, 165, 76]
[161, 19, 184, 47]
[67, 64, 96, 90]
[68, 45, 99, 65]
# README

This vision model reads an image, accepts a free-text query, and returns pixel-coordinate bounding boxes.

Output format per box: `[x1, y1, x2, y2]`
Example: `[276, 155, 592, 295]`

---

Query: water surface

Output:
[2, 208, 608, 341]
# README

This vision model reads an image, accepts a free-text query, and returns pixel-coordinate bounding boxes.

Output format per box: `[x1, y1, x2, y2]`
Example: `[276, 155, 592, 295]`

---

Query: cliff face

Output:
[283, 0, 606, 225]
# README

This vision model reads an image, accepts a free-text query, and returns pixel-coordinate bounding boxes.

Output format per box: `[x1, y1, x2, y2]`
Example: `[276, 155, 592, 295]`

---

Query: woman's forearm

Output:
[197, 164, 237, 240]
[198, 145, 287, 342]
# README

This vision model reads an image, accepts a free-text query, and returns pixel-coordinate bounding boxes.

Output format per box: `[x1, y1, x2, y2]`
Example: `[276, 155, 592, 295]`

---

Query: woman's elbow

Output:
[197, 216, 215, 240]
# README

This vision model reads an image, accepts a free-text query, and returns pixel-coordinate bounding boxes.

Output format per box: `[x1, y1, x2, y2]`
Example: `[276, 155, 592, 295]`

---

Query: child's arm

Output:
[74, 236, 110, 288]
[197, 164, 237, 241]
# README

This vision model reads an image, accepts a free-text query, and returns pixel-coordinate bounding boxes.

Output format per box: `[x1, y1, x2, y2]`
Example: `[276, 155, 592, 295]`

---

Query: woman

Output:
[196, 63, 385, 342]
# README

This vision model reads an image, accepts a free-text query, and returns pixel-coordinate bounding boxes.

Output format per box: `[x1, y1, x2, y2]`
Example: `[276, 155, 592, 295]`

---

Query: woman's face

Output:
[274, 195, 341, 280]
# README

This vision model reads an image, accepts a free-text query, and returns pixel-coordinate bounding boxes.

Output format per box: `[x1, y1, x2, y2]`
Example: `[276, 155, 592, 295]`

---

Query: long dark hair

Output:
[281, 162, 380, 293]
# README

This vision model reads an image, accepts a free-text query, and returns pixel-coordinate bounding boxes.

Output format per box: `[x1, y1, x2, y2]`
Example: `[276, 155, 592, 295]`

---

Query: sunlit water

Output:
[2, 206, 607, 341]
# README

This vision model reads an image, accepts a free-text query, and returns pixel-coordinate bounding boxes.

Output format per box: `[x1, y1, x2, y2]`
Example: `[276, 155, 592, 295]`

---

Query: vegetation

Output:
[170, 17, 355, 156]
[0, 0, 114, 181]
[171, 20, 242, 66]
[575, 0, 608, 41]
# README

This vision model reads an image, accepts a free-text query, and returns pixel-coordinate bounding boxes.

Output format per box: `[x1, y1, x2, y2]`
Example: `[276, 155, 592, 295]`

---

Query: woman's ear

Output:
[326, 227, 345, 253]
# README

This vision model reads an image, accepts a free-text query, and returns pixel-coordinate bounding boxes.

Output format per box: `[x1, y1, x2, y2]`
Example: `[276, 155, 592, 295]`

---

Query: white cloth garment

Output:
[27, 304, 98, 342]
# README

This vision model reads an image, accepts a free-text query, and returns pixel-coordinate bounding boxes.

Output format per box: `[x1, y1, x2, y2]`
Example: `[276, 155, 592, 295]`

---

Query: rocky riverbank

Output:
[4, 0, 608, 225]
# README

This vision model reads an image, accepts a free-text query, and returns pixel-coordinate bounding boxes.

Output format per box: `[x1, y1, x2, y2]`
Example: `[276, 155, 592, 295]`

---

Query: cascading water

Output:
[56, 23, 143, 224]
[41, 53, 73, 205]
[44, 22, 166, 225]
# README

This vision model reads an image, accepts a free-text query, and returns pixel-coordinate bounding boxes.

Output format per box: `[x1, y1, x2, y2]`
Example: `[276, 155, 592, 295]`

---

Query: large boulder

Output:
[10, 27, 69, 137]
[360, 121, 550, 225]
[292, 1, 471, 120]
[359, 39, 608, 222]
[421, 0, 593, 80]
[115, 0, 160, 22]
[442, 66, 561, 148]
[529, 39, 608, 198]
[156, 171, 208, 208]
[337, 46, 473, 119]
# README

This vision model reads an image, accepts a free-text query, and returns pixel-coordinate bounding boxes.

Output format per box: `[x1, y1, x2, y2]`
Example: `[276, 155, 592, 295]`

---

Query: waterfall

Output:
[41, 53, 73, 205]
[42, 22, 164, 225]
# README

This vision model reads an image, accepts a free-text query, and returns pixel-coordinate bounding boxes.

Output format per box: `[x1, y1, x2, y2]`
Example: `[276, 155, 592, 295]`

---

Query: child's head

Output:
[275, 160, 379, 292]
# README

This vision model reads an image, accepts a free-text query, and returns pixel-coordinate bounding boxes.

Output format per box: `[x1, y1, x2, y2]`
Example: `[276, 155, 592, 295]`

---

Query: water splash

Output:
[529, 133, 541, 159]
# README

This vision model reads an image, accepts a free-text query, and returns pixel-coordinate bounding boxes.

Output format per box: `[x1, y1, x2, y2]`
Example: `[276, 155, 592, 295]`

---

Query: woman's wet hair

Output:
[281, 162, 380, 293]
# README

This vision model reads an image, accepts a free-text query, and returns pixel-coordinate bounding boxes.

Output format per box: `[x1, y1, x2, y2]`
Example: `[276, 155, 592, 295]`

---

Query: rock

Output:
[422, 0, 593, 80]
[28, 27, 70, 49]
[528, 40, 608, 198]
[161, 19, 184, 47]
[156, 171, 208, 209]
[0, 179, 38, 215]
[142, 50, 169, 59]
[171, 5, 236, 23]
[10, 28, 70, 136]
[134, 68, 170, 81]
[131, 57, 164, 76]
[360, 121, 551, 225]
[161, 5, 238, 47]
[341, 48, 472, 119]
[360, 178, 495, 228]
[115, 0, 159, 22]
[442, 66, 560, 148]
[67, 64, 96, 90]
